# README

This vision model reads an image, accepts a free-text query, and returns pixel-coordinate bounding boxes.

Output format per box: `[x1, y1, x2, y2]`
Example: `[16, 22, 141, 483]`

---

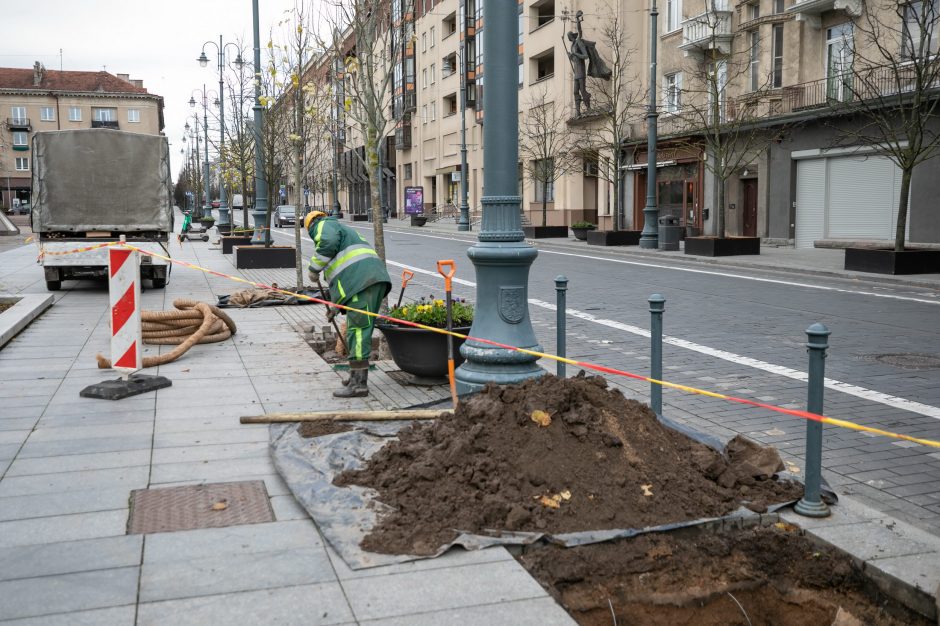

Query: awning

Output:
[434, 164, 461, 175]
[622, 160, 677, 171]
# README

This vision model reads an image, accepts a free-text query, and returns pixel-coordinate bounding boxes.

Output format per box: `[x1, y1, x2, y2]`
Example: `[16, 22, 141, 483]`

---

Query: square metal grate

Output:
[127, 480, 275, 534]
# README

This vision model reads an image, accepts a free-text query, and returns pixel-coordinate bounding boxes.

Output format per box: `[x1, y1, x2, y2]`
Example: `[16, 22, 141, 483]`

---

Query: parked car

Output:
[210, 200, 220, 209]
[274, 205, 296, 228]
[14, 201, 30, 215]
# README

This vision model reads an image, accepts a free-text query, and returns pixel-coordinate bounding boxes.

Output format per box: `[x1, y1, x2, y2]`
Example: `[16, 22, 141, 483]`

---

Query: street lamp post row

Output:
[183, 117, 202, 214]
[250, 0, 269, 244]
[198, 36, 243, 234]
[188, 86, 215, 221]
[444, 18, 471, 232]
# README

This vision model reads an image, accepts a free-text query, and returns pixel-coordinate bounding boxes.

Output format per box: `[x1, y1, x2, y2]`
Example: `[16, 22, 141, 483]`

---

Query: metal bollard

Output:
[649, 294, 665, 416]
[795, 323, 832, 518]
[555, 275, 568, 377]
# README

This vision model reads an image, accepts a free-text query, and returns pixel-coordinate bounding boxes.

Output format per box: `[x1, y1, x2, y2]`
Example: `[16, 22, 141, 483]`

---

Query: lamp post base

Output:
[250, 206, 269, 244]
[794, 497, 831, 518]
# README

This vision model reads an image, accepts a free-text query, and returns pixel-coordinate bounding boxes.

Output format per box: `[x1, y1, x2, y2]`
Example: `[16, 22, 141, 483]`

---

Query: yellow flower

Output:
[401, 307, 409, 316]
[434, 299, 444, 306]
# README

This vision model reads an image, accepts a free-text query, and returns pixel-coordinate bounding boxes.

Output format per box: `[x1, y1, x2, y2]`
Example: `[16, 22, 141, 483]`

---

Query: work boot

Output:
[334, 361, 369, 398]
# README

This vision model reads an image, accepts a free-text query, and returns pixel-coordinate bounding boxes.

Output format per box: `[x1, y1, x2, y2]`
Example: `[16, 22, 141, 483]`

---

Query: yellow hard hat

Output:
[304, 210, 327, 231]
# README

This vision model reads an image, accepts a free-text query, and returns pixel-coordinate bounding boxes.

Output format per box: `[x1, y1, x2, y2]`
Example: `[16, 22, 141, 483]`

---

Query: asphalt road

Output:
[248, 217, 940, 536]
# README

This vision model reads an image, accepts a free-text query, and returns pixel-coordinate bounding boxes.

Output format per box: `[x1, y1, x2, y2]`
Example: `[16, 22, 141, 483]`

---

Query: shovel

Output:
[437, 259, 458, 407]
[396, 270, 415, 308]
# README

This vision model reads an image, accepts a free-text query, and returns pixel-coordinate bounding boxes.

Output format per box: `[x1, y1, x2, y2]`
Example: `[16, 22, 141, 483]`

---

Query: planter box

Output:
[377, 323, 470, 379]
[351, 214, 369, 222]
[216, 223, 232, 236]
[234, 245, 296, 269]
[844, 248, 940, 275]
[410, 215, 427, 227]
[684, 236, 760, 257]
[571, 227, 594, 241]
[587, 230, 641, 246]
[523, 226, 569, 239]
[221, 236, 254, 254]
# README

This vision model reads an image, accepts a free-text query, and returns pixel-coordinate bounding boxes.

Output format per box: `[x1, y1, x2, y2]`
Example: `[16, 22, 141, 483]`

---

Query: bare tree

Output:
[221, 36, 256, 230]
[829, 0, 940, 251]
[670, 1, 773, 238]
[321, 0, 415, 264]
[259, 29, 293, 246]
[519, 88, 578, 227]
[568, 4, 644, 231]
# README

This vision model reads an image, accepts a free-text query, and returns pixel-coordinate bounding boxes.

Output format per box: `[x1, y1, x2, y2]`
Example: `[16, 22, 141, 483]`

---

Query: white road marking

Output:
[261, 223, 940, 420]
[361, 224, 940, 306]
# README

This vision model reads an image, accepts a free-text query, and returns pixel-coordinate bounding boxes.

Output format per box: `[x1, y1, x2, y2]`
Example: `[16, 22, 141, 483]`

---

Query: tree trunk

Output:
[716, 172, 726, 239]
[241, 171, 249, 228]
[293, 146, 304, 289]
[612, 151, 621, 231]
[895, 167, 912, 252]
[542, 179, 548, 227]
[366, 126, 386, 263]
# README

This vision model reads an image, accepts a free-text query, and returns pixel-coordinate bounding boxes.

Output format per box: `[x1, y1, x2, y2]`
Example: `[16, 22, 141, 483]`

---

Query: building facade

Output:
[0, 62, 164, 211]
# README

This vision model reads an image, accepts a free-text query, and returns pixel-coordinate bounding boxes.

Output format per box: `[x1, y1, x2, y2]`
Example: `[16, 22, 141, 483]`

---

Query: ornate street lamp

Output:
[189, 86, 217, 221]
[454, 0, 543, 394]
[638, 0, 661, 249]
[198, 37, 243, 235]
[250, 0, 269, 244]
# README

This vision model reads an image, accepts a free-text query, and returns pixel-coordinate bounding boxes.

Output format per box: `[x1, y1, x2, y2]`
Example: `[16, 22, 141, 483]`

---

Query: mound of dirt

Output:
[335, 374, 804, 556]
[518, 523, 930, 626]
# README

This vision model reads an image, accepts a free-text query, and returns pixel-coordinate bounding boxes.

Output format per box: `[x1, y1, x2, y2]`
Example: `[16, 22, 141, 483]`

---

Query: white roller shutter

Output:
[795, 159, 826, 248]
[828, 156, 896, 239]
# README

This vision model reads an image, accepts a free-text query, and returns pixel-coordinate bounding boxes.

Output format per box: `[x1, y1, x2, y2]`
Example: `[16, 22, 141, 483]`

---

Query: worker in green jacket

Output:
[305, 211, 391, 398]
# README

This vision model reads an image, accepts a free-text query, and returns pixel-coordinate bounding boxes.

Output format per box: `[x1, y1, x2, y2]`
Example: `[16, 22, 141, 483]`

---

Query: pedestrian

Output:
[304, 211, 391, 397]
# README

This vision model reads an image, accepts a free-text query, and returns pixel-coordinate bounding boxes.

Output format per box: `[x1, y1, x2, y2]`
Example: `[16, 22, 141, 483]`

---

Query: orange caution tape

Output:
[119, 243, 940, 450]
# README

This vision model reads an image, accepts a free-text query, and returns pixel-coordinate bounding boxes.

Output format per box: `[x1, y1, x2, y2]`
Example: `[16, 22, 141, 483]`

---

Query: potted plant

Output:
[570, 221, 596, 241]
[199, 216, 216, 230]
[378, 297, 474, 380]
[221, 227, 255, 254]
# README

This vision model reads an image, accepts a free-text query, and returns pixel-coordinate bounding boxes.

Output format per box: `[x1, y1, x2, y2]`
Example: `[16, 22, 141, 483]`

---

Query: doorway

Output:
[742, 178, 758, 237]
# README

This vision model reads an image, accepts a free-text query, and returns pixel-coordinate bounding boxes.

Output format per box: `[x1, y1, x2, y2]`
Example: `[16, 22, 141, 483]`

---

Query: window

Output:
[664, 72, 682, 112]
[826, 22, 854, 101]
[431, 100, 437, 120]
[404, 163, 413, 179]
[748, 2, 760, 20]
[444, 12, 457, 37]
[128, 109, 140, 123]
[708, 61, 728, 118]
[533, 0, 555, 28]
[12, 131, 27, 146]
[40, 106, 55, 121]
[93, 107, 117, 122]
[903, 0, 939, 58]
[533, 159, 555, 202]
[772, 23, 784, 88]
[431, 63, 436, 83]
[749, 31, 761, 91]
[534, 50, 554, 81]
[11, 106, 26, 124]
[422, 68, 428, 88]
[666, 0, 683, 32]
[444, 93, 457, 115]
[422, 32, 427, 52]
[430, 26, 435, 48]
[773, 0, 786, 13]
[15, 157, 29, 171]
[422, 104, 428, 123]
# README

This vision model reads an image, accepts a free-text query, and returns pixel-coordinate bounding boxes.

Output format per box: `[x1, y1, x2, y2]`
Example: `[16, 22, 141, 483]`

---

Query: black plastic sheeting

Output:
[270, 413, 836, 570]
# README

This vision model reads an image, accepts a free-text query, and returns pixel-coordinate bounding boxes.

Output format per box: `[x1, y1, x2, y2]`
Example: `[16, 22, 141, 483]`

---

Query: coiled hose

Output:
[96, 299, 237, 369]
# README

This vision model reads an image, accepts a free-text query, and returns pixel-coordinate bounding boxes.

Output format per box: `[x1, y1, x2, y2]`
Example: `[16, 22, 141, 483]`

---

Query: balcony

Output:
[6, 118, 31, 131]
[786, 0, 862, 29]
[395, 120, 412, 150]
[679, 1, 734, 56]
[91, 120, 120, 129]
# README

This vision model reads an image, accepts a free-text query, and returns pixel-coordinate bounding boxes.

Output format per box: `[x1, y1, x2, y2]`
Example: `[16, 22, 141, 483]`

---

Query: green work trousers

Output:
[345, 283, 385, 361]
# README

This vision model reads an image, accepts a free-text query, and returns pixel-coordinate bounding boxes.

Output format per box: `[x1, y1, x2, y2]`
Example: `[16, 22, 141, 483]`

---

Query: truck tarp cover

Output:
[32, 129, 172, 232]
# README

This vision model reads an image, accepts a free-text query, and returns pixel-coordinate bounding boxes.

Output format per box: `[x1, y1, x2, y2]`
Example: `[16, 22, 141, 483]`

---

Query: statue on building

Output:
[564, 10, 612, 117]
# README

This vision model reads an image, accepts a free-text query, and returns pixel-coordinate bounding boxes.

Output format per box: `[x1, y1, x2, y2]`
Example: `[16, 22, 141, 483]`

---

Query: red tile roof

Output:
[0, 67, 156, 96]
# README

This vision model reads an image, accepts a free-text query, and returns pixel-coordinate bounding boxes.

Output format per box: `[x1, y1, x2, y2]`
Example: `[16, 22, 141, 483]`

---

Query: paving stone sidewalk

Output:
[0, 234, 574, 625]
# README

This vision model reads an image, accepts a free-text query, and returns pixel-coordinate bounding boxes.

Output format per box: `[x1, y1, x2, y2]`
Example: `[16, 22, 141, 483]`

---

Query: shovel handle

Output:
[400, 270, 414, 290]
[437, 259, 455, 292]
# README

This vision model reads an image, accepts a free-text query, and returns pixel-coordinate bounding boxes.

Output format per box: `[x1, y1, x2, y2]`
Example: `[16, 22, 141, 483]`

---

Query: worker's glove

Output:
[325, 306, 338, 322]
[307, 268, 320, 282]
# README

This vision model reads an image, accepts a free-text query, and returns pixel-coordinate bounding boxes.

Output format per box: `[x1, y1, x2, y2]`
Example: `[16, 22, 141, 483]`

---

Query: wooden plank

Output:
[240, 409, 451, 424]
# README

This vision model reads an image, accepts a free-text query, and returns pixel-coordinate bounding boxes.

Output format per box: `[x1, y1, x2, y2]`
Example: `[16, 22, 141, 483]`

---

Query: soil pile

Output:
[519, 523, 930, 626]
[335, 374, 803, 555]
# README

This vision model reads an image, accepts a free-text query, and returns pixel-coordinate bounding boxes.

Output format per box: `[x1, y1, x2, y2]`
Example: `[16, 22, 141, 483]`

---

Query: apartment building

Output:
[0, 62, 164, 210]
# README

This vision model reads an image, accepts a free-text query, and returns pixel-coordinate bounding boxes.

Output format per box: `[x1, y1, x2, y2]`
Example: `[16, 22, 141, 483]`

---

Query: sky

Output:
[2, 0, 307, 182]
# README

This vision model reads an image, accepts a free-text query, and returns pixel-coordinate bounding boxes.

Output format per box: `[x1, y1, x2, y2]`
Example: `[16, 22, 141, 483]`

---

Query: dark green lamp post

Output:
[454, 0, 544, 395]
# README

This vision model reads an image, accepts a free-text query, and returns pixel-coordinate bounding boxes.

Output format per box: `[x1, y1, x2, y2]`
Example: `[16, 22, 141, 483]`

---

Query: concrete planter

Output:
[351, 214, 369, 222]
[844, 248, 940, 275]
[221, 236, 254, 254]
[571, 227, 594, 241]
[410, 215, 428, 227]
[377, 323, 470, 379]
[0, 294, 54, 349]
[684, 236, 761, 257]
[586, 230, 641, 246]
[234, 245, 296, 269]
[523, 226, 569, 239]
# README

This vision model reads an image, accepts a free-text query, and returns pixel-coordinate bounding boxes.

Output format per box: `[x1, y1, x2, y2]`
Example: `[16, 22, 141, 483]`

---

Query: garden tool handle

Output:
[396, 270, 414, 308]
[315, 276, 347, 352]
[436, 260, 456, 292]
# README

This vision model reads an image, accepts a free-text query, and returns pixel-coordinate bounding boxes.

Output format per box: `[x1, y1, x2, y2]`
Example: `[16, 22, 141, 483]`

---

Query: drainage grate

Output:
[858, 353, 940, 371]
[127, 480, 275, 534]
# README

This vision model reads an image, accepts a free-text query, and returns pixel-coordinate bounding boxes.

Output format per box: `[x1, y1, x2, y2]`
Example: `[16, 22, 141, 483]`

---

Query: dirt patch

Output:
[0, 302, 13, 314]
[518, 523, 930, 626]
[335, 374, 804, 556]
[298, 421, 355, 438]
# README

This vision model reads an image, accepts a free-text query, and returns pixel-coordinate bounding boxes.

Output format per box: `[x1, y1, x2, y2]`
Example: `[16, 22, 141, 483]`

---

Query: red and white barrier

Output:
[108, 242, 142, 373]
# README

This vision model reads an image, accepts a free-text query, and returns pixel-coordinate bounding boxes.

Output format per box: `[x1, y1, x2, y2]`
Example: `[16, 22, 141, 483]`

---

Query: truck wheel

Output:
[46, 280, 61, 291]
[151, 278, 167, 289]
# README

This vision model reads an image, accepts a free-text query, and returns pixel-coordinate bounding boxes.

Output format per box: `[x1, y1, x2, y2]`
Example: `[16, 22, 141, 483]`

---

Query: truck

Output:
[31, 129, 173, 291]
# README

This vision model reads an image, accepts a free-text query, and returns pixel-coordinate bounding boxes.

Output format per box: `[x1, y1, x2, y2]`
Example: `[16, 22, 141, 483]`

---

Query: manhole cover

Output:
[127, 480, 274, 534]
[861, 353, 940, 370]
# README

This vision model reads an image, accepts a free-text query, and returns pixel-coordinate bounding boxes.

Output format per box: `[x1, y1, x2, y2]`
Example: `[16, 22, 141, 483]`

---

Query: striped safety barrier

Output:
[108, 244, 142, 373]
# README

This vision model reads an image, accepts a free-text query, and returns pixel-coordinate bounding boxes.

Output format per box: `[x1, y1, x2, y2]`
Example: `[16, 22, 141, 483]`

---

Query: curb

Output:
[0, 294, 54, 349]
